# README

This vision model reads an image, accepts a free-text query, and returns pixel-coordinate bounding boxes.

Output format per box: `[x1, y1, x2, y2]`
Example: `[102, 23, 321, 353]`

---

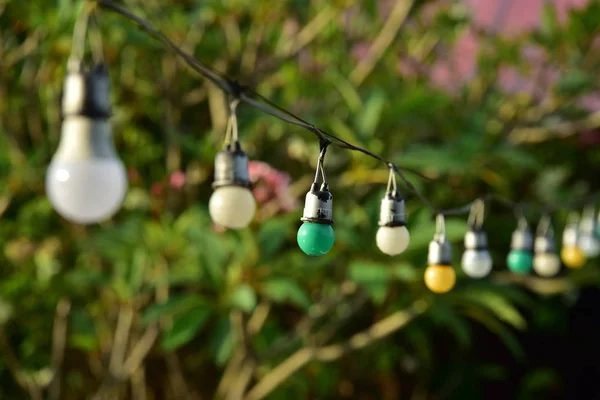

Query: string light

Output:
[578, 206, 600, 258]
[209, 100, 256, 229]
[533, 216, 561, 278]
[47, 1, 600, 279]
[425, 215, 456, 293]
[376, 168, 410, 256]
[506, 216, 534, 275]
[461, 199, 493, 278]
[297, 142, 335, 256]
[561, 212, 586, 269]
[46, 8, 127, 224]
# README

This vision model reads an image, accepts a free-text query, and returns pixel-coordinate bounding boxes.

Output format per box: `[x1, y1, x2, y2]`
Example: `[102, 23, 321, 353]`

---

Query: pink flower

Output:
[169, 170, 186, 190]
[151, 182, 163, 196]
[248, 161, 298, 213]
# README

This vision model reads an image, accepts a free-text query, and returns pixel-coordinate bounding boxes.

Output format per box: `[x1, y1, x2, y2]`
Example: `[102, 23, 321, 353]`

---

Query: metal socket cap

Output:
[511, 228, 533, 251]
[562, 224, 579, 247]
[379, 194, 406, 227]
[464, 229, 488, 250]
[212, 144, 251, 188]
[301, 182, 333, 224]
[428, 237, 452, 265]
[534, 234, 556, 254]
[62, 64, 111, 119]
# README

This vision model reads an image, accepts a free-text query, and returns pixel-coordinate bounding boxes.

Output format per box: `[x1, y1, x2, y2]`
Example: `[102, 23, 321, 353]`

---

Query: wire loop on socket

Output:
[467, 198, 485, 230]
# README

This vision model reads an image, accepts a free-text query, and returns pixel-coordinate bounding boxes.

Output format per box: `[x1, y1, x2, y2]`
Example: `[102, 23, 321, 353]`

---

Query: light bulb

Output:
[561, 246, 586, 269]
[579, 234, 600, 258]
[424, 265, 456, 293]
[533, 253, 561, 277]
[46, 64, 127, 224]
[426, 228, 454, 293]
[507, 224, 533, 274]
[376, 226, 410, 256]
[297, 222, 335, 256]
[562, 216, 586, 268]
[507, 250, 533, 274]
[533, 222, 560, 277]
[462, 250, 492, 278]
[462, 229, 492, 278]
[210, 143, 256, 229]
[298, 182, 334, 256]
[579, 207, 600, 257]
[376, 193, 410, 256]
[209, 186, 256, 229]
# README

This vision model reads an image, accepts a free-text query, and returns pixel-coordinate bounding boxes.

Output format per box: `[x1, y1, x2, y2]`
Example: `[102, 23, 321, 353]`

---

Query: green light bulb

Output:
[507, 250, 533, 274]
[297, 222, 334, 256]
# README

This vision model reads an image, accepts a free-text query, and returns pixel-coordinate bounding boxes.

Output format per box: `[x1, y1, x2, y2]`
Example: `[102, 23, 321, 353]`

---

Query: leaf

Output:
[348, 261, 392, 284]
[210, 317, 234, 366]
[429, 301, 471, 347]
[262, 278, 312, 309]
[69, 309, 98, 351]
[357, 89, 386, 138]
[348, 261, 391, 304]
[230, 284, 257, 312]
[161, 307, 212, 351]
[258, 217, 292, 261]
[464, 308, 525, 361]
[452, 291, 526, 330]
[143, 294, 207, 325]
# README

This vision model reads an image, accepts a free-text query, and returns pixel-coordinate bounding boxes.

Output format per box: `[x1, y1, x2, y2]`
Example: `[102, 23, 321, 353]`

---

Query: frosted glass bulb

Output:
[579, 234, 600, 258]
[46, 118, 127, 224]
[461, 250, 493, 278]
[376, 226, 410, 256]
[209, 186, 256, 229]
[533, 253, 561, 277]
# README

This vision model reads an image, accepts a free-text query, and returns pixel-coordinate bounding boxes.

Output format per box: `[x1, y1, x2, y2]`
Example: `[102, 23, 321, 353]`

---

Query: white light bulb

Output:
[461, 250, 492, 278]
[46, 118, 127, 224]
[376, 225, 410, 256]
[533, 253, 561, 277]
[209, 186, 256, 229]
[579, 234, 600, 258]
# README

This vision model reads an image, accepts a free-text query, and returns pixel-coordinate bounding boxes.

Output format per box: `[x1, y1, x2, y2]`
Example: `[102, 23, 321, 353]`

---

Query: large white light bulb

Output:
[46, 64, 127, 224]
[461, 249, 493, 278]
[46, 119, 127, 223]
[376, 226, 410, 256]
[376, 192, 409, 256]
[210, 143, 256, 230]
[533, 253, 561, 277]
[579, 234, 600, 258]
[209, 186, 256, 229]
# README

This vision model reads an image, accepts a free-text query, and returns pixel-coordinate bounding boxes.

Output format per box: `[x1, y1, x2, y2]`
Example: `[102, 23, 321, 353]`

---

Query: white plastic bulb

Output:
[46, 118, 127, 224]
[376, 225, 410, 256]
[209, 186, 256, 229]
[461, 250, 492, 278]
[579, 234, 600, 258]
[533, 253, 561, 277]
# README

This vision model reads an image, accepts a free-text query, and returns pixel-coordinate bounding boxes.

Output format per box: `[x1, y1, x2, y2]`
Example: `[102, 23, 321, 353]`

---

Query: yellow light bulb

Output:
[424, 264, 456, 294]
[561, 246, 586, 269]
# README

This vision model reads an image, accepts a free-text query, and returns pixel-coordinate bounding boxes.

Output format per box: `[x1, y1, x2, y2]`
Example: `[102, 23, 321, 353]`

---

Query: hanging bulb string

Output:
[536, 214, 553, 237]
[314, 139, 330, 184]
[435, 214, 446, 241]
[223, 99, 240, 147]
[385, 166, 398, 197]
[68, 1, 96, 70]
[97, 0, 599, 218]
[467, 199, 485, 230]
[89, 10, 105, 64]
